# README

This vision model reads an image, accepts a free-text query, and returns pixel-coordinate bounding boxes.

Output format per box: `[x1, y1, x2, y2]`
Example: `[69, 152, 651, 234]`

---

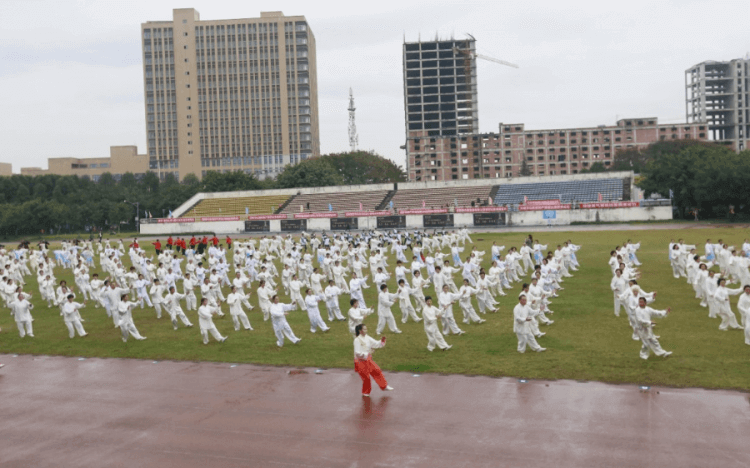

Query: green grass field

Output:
[2, 227, 750, 391]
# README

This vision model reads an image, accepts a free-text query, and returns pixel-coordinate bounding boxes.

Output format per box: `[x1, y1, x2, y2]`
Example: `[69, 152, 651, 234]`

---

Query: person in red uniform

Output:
[353, 324, 394, 397]
[210, 235, 220, 247]
[198, 236, 208, 255]
[226, 236, 232, 248]
[189, 236, 197, 250]
[129, 238, 140, 250]
[179, 237, 187, 254]
[152, 239, 162, 255]
[166, 236, 173, 250]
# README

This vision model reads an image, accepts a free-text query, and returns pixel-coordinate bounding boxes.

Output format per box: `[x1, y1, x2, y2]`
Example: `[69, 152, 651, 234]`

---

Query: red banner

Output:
[199, 216, 240, 222]
[579, 202, 640, 209]
[294, 212, 338, 219]
[247, 214, 287, 220]
[518, 204, 571, 211]
[399, 208, 449, 215]
[157, 218, 195, 223]
[343, 210, 392, 217]
[455, 206, 508, 213]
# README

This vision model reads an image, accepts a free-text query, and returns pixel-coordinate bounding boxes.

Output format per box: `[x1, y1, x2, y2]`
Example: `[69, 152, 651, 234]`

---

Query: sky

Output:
[2, 0, 749, 172]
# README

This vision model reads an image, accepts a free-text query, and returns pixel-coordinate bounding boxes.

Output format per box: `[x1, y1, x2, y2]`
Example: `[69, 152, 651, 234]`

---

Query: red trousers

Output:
[354, 357, 387, 395]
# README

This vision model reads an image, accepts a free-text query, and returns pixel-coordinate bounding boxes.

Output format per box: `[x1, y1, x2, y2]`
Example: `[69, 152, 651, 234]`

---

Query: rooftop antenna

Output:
[348, 88, 359, 152]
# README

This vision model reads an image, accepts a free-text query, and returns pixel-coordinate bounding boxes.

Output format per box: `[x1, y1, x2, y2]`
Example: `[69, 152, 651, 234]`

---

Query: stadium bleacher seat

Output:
[389, 186, 493, 210]
[279, 190, 390, 214]
[184, 195, 292, 218]
[493, 178, 624, 205]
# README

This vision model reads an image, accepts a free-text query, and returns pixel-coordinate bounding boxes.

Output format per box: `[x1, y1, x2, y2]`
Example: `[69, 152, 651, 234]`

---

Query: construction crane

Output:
[453, 35, 518, 178]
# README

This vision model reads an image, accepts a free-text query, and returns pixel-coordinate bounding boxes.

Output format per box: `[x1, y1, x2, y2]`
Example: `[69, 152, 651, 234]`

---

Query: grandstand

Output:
[169, 172, 634, 220]
[279, 189, 391, 214]
[389, 185, 494, 210]
[493, 178, 625, 205]
[183, 195, 291, 218]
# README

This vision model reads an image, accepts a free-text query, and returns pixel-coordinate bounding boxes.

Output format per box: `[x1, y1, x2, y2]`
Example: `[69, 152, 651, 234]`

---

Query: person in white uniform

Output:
[376, 284, 402, 335]
[421, 295, 451, 352]
[61, 294, 87, 338]
[513, 294, 545, 353]
[269, 295, 301, 347]
[116, 294, 148, 342]
[303, 288, 330, 333]
[10, 293, 34, 338]
[712, 278, 743, 330]
[634, 297, 672, 360]
[396, 279, 422, 323]
[324, 280, 346, 321]
[163, 286, 195, 330]
[736, 285, 750, 345]
[610, 269, 628, 317]
[226, 286, 253, 331]
[348, 298, 374, 335]
[197, 297, 227, 345]
[438, 285, 465, 336]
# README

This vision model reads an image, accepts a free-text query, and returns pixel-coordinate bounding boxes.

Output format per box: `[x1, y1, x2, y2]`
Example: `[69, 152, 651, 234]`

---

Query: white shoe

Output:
[662, 351, 672, 357]
[384, 386, 394, 391]
[362, 393, 370, 397]
[444, 345, 452, 350]
[536, 347, 547, 352]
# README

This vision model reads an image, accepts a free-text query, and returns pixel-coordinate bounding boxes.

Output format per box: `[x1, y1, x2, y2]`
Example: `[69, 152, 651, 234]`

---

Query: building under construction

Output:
[685, 58, 750, 152]
[403, 37, 479, 141]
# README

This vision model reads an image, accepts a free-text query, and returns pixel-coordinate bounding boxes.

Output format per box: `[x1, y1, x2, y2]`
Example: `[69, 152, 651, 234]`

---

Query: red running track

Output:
[0, 354, 748, 467]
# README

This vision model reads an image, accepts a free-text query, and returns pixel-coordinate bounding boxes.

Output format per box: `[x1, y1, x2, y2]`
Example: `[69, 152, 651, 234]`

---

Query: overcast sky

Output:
[2, 0, 749, 172]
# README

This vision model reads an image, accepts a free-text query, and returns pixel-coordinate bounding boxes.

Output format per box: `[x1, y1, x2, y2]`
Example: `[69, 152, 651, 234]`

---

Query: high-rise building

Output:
[403, 37, 478, 178]
[141, 8, 319, 181]
[686, 58, 750, 152]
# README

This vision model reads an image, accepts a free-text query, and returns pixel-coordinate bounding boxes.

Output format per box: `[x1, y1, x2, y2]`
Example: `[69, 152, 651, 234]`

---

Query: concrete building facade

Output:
[686, 58, 750, 152]
[20, 146, 149, 181]
[406, 118, 707, 181]
[403, 37, 478, 140]
[142, 8, 319, 181]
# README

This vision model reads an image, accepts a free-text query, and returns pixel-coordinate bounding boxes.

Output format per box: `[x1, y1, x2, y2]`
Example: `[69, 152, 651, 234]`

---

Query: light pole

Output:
[123, 200, 140, 233]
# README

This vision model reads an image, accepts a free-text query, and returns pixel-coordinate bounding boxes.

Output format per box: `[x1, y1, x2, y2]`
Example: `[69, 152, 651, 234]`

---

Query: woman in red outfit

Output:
[353, 324, 394, 397]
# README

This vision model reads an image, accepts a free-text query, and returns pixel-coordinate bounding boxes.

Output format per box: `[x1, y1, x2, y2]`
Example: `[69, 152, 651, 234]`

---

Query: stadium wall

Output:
[141, 205, 671, 235]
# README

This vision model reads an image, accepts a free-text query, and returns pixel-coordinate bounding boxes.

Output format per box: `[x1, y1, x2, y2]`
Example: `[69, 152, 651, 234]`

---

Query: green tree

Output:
[582, 162, 607, 173]
[200, 170, 262, 192]
[14, 184, 30, 203]
[638, 144, 750, 218]
[519, 158, 532, 176]
[275, 158, 344, 189]
[323, 151, 406, 185]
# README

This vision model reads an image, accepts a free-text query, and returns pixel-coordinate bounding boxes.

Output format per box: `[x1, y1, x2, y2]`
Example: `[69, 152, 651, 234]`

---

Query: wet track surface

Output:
[0, 354, 748, 468]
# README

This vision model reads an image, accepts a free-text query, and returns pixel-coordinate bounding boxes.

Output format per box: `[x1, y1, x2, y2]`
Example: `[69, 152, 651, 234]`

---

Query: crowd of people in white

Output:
[3, 230, 582, 354]
[668, 238, 750, 345]
[608, 240, 673, 360]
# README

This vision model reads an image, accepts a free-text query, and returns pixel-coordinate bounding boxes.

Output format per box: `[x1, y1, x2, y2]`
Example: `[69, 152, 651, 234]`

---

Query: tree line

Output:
[586, 140, 750, 220]
[0, 151, 406, 237]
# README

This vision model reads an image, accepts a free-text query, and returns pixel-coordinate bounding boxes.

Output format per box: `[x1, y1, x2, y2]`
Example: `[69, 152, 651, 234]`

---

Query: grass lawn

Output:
[2, 227, 750, 391]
